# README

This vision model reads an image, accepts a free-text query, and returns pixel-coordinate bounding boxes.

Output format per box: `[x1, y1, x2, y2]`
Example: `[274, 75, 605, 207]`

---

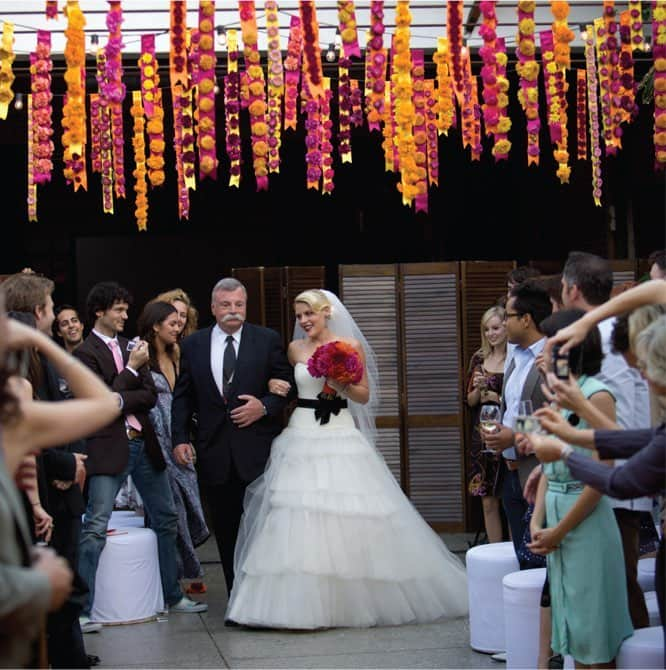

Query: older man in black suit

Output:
[172, 277, 293, 597]
[75, 282, 206, 627]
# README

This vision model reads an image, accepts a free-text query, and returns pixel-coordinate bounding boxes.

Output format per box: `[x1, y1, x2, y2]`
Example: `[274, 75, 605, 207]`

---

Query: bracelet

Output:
[560, 444, 574, 461]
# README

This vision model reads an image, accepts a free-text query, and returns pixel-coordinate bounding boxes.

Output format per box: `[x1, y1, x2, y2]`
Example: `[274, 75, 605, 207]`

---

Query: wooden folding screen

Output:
[231, 266, 325, 348]
[340, 263, 466, 531]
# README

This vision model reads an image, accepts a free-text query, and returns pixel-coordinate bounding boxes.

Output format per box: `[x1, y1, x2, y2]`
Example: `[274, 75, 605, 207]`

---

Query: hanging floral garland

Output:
[62, 0, 87, 191]
[0, 22, 16, 120]
[225, 29, 242, 188]
[382, 61, 398, 172]
[338, 57, 352, 162]
[585, 26, 603, 205]
[321, 78, 334, 194]
[365, 0, 386, 131]
[576, 69, 588, 160]
[197, 1, 218, 181]
[411, 50, 428, 213]
[619, 10, 639, 122]
[350, 79, 363, 126]
[283, 16, 302, 132]
[479, 0, 499, 141]
[94, 51, 114, 212]
[27, 93, 36, 221]
[139, 34, 165, 188]
[240, 0, 268, 191]
[433, 37, 454, 136]
[45, 1, 58, 20]
[653, 0, 666, 169]
[265, 0, 283, 174]
[90, 93, 102, 175]
[492, 37, 511, 161]
[628, 0, 645, 50]
[551, 1, 574, 70]
[338, 1, 361, 59]
[516, 0, 540, 166]
[30, 30, 53, 187]
[130, 90, 148, 230]
[447, 0, 464, 97]
[303, 88, 322, 190]
[105, 1, 126, 200]
[299, 1, 324, 99]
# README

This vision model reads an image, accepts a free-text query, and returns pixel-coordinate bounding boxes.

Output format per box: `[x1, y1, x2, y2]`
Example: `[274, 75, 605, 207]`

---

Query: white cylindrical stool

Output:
[109, 510, 145, 529]
[466, 541, 519, 653]
[502, 567, 547, 669]
[91, 527, 164, 624]
[617, 626, 664, 669]
[638, 557, 656, 593]
[644, 591, 662, 627]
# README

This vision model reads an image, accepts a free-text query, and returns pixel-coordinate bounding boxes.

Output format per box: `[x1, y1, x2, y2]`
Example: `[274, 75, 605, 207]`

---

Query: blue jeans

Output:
[78, 438, 182, 615]
[501, 465, 530, 568]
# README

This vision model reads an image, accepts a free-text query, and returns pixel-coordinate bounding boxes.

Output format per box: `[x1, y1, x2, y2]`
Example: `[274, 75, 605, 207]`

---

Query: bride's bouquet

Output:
[307, 340, 363, 400]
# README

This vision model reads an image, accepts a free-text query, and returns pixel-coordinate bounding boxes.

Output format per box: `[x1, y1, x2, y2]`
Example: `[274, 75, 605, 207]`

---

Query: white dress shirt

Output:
[502, 337, 546, 460]
[597, 317, 652, 512]
[211, 324, 242, 398]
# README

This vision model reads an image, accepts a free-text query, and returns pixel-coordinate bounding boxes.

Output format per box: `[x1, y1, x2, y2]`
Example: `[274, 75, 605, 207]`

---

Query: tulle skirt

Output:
[226, 407, 469, 629]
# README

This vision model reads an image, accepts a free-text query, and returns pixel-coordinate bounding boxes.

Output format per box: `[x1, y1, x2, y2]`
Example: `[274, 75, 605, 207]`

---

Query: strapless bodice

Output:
[294, 361, 327, 400]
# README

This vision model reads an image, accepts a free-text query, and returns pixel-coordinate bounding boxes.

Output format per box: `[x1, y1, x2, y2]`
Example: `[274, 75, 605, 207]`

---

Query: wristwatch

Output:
[261, 402, 268, 417]
[560, 444, 574, 461]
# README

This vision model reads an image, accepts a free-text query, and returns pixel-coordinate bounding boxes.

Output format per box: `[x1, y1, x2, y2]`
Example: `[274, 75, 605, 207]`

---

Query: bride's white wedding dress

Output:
[225, 363, 468, 629]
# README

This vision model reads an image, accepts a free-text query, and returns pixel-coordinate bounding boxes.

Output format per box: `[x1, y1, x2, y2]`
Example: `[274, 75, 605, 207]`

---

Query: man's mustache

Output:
[222, 313, 245, 323]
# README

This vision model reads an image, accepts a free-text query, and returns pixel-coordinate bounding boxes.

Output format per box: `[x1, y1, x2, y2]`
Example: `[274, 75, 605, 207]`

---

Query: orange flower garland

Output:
[492, 38, 512, 161]
[551, 1, 574, 70]
[337, 1, 361, 59]
[382, 75, 398, 172]
[411, 50, 428, 213]
[30, 30, 54, 187]
[139, 35, 165, 188]
[619, 10, 638, 125]
[0, 21, 16, 120]
[196, 1, 218, 181]
[479, 1, 499, 140]
[653, 0, 666, 169]
[131, 90, 148, 230]
[433, 37, 454, 136]
[516, 0, 540, 166]
[392, 0, 419, 207]
[424, 80, 438, 187]
[62, 1, 87, 191]
[240, 0, 268, 191]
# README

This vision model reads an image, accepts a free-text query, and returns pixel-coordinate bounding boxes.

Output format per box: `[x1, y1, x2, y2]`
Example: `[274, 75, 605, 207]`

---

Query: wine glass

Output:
[479, 405, 501, 453]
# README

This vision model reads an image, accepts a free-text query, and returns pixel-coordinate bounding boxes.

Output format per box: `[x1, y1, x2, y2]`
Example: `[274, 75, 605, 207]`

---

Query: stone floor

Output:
[84, 532, 499, 669]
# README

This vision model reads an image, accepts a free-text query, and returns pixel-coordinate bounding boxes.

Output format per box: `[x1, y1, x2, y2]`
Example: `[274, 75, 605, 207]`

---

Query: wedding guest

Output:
[506, 265, 541, 297]
[152, 288, 199, 339]
[137, 301, 210, 594]
[532, 274, 564, 313]
[171, 277, 293, 598]
[0, 301, 121, 668]
[53, 305, 85, 354]
[75, 281, 206, 631]
[528, 309, 632, 668]
[466, 305, 506, 543]
[226, 289, 468, 628]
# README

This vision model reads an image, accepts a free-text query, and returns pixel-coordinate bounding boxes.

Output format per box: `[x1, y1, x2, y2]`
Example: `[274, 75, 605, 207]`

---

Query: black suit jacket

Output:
[73, 332, 163, 476]
[171, 323, 293, 486]
[500, 354, 549, 487]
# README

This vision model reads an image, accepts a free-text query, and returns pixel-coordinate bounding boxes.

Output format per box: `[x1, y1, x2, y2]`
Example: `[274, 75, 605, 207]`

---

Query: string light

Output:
[14, 92, 23, 110]
[325, 42, 336, 63]
[213, 82, 220, 94]
[579, 25, 588, 42]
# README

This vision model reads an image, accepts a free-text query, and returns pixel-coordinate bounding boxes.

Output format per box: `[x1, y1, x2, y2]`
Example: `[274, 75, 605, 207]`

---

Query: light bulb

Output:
[325, 43, 336, 63]
[461, 45, 468, 57]
[216, 26, 227, 48]
[580, 28, 588, 41]
[214, 83, 220, 95]
[14, 92, 23, 110]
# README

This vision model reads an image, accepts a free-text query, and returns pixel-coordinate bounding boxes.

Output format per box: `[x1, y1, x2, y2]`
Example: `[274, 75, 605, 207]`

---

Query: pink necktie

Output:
[108, 340, 142, 433]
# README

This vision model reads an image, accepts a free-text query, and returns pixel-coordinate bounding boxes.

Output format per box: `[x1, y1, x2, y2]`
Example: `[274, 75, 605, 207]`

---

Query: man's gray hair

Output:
[211, 277, 247, 302]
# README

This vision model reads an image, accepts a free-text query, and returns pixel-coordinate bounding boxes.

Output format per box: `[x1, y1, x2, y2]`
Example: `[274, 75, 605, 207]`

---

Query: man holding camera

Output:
[75, 281, 206, 629]
[560, 252, 651, 630]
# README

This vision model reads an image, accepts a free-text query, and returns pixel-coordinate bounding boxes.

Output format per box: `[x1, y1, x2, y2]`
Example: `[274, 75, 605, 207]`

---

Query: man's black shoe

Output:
[87, 654, 101, 667]
[224, 619, 241, 627]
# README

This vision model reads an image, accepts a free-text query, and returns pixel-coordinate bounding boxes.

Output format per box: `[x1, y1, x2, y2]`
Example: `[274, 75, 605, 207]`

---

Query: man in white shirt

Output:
[561, 251, 651, 628]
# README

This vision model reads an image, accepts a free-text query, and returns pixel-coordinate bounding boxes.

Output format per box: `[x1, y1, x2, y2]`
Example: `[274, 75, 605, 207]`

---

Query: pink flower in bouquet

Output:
[307, 341, 363, 397]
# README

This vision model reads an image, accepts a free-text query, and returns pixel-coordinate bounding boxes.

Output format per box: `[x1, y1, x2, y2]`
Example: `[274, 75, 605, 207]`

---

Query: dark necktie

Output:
[223, 334, 236, 399]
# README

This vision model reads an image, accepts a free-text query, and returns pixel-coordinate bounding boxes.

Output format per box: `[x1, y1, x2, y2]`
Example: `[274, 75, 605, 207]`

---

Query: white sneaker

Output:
[169, 596, 208, 613]
[79, 615, 102, 634]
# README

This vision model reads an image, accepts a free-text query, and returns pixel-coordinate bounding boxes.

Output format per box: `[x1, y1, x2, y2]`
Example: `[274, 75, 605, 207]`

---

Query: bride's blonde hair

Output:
[294, 289, 331, 314]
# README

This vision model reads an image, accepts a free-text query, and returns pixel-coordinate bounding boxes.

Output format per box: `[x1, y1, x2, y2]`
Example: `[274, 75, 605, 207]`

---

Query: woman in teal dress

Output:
[529, 310, 633, 667]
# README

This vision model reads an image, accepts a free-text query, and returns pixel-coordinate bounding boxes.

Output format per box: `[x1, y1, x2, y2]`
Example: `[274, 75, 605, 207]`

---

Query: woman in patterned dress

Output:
[466, 305, 506, 543]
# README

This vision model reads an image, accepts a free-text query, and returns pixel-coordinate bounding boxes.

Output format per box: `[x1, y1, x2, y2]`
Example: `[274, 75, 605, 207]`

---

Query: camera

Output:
[552, 344, 570, 380]
[126, 338, 140, 352]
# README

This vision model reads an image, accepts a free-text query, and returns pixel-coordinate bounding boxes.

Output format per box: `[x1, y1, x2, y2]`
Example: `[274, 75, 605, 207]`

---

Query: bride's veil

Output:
[292, 289, 380, 446]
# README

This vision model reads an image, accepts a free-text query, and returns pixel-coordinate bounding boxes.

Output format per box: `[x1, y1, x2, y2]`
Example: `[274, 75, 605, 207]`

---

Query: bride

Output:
[225, 289, 468, 628]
